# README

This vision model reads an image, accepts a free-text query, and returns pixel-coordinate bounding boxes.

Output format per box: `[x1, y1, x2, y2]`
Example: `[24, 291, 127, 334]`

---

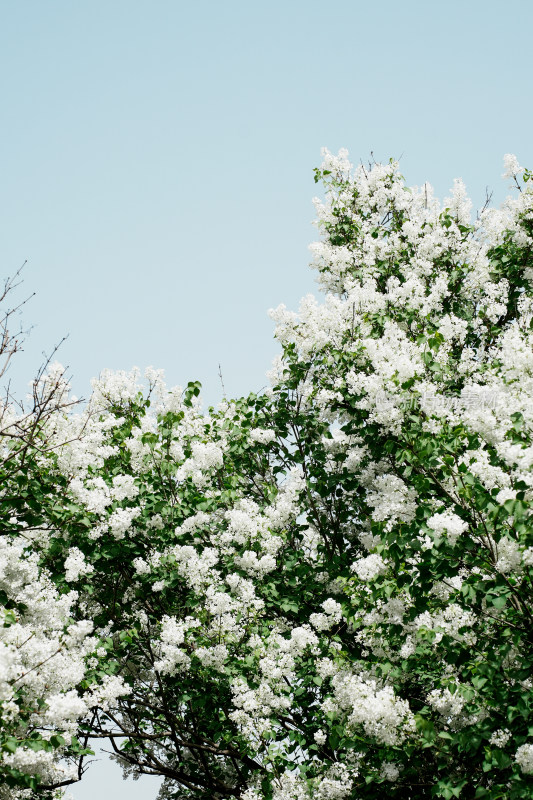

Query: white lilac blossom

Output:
[426, 510, 468, 546]
[515, 743, 533, 775]
[380, 762, 400, 782]
[490, 728, 512, 748]
[352, 553, 388, 581]
[503, 153, 524, 180]
[64, 547, 94, 582]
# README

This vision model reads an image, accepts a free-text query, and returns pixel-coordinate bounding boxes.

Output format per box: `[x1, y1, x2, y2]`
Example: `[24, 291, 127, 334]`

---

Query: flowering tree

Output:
[3, 151, 533, 799]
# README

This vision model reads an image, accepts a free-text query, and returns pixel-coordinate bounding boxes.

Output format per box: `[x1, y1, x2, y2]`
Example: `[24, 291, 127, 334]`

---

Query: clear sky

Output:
[0, 1, 531, 797]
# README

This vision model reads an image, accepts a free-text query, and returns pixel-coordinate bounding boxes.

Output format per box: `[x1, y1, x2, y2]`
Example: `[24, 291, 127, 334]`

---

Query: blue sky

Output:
[1, 1, 531, 797]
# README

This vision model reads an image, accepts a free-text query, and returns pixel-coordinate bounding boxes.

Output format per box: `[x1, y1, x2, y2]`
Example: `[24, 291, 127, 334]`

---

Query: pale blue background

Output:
[0, 1, 531, 797]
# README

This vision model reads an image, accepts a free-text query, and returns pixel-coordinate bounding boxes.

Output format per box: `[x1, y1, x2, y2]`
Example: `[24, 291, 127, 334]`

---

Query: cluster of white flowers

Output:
[426, 686, 467, 722]
[426, 510, 469, 547]
[414, 604, 477, 646]
[176, 441, 225, 487]
[153, 615, 200, 675]
[351, 553, 387, 582]
[64, 546, 95, 582]
[249, 427, 276, 444]
[324, 671, 416, 745]
[515, 743, 533, 775]
[310, 598, 343, 630]
[365, 474, 418, 529]
[0, 536, 128, 791]
[490, 728, 512, 748]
